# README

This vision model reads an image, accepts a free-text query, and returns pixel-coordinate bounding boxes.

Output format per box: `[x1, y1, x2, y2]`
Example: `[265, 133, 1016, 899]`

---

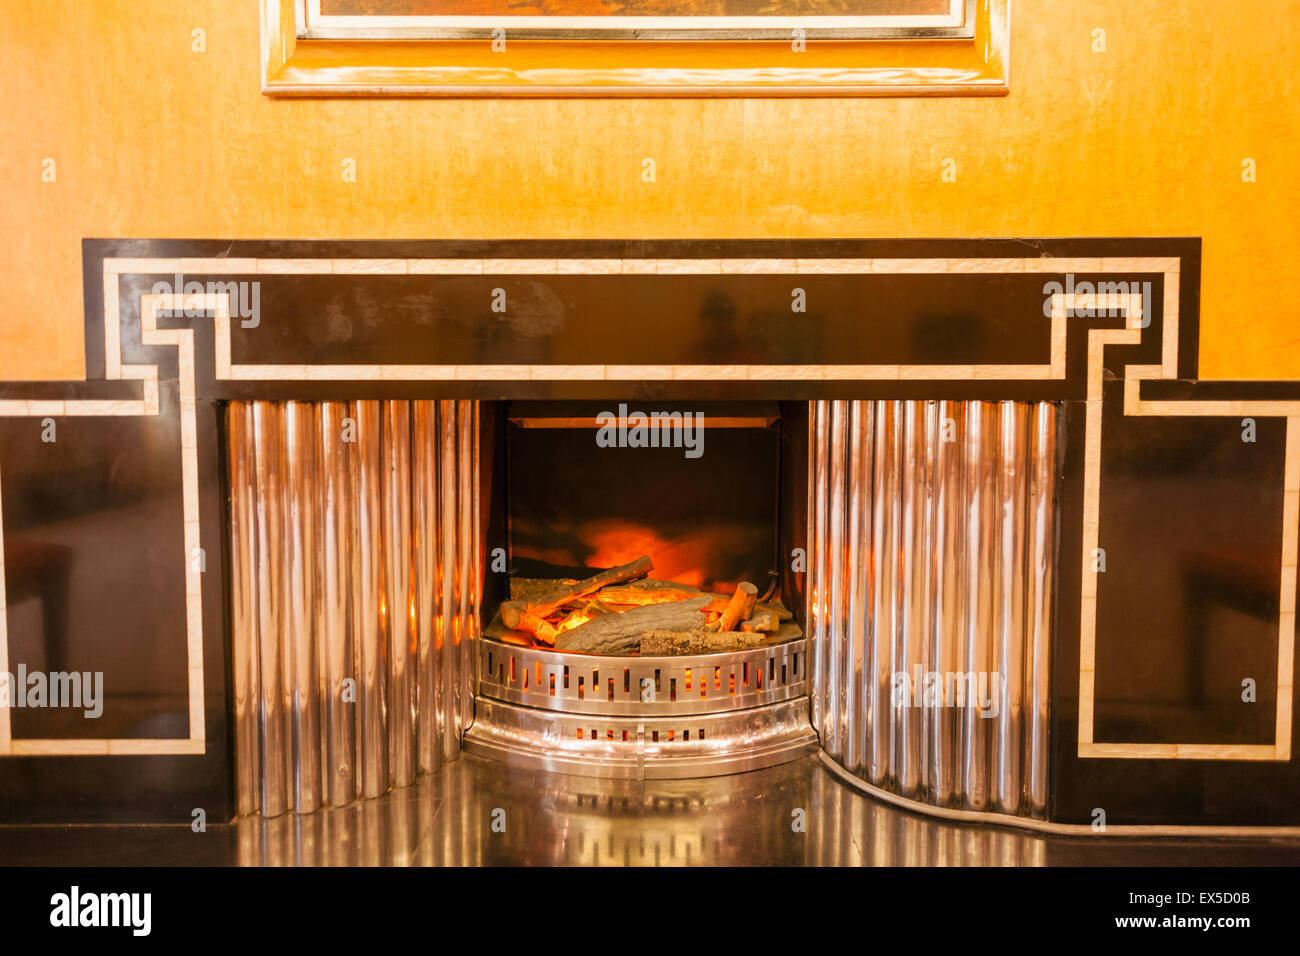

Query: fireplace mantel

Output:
[0, 238, 1295, 828]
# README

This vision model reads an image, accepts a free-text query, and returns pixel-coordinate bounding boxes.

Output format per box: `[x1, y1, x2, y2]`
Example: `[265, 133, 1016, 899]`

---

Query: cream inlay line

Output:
[139, 294, 209, 747]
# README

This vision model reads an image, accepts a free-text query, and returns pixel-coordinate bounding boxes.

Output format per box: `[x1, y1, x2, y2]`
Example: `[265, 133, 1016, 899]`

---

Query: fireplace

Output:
[6, 238, 1296, 831]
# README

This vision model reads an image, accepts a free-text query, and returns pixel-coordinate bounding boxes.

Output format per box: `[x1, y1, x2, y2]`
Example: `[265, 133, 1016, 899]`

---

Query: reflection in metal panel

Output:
[228, 400, 479, 817]
[808, 400, 1057, 818]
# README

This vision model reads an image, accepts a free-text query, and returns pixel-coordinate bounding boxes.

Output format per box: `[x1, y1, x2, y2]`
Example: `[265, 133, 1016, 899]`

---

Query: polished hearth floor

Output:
[1, 755, 1298, 866]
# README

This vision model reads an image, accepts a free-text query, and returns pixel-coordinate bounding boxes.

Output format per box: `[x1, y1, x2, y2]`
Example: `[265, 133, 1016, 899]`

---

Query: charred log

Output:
[553, 595, 712, 655]
[501, 556, 653, 629]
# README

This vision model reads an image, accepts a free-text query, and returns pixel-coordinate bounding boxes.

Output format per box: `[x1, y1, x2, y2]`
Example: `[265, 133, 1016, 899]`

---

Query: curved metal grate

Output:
[476, 637, 806, 717]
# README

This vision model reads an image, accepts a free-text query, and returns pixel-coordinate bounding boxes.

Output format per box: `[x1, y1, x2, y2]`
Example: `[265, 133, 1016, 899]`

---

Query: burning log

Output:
[714, 582, 758, 633]
[510, 576, 577, 602]
[555, 600, 614, 631]
[517, 611, 559, 646]
[640, 628, 770, 655]
[760, 600, 793, 622]
[501, 556, 653, 629]
[595, 580, 701, 606]
[739, 607, 780, 634]
[554, 595, 712, 655]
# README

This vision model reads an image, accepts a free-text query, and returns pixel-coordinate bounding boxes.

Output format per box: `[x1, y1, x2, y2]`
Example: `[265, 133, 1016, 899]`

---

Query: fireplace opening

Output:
[466, 399, 818, 779]
[483, 401, 807, 659]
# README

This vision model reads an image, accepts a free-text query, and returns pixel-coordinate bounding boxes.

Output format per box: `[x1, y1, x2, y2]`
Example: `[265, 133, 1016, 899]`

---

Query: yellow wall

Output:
[1, 0, 1297, 381]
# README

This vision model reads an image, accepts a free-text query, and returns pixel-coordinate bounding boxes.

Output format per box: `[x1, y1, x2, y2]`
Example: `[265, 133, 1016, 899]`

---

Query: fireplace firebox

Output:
[466, 400, 819, 777]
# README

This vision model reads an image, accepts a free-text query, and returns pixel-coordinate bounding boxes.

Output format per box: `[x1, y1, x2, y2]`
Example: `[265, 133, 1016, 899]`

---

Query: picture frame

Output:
[261, 0, 1009, 96]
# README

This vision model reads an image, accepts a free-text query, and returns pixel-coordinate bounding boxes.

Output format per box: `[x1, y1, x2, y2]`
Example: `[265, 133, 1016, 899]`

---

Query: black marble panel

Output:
[0, 404, 188, 740]
[1093, 380, 1284, 746]
[1052, 396, 1300, 826]
[218, 273, 1053, 370]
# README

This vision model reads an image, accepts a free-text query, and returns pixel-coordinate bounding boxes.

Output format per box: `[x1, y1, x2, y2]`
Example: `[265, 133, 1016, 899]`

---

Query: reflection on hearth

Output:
[234, 754, 1046, 866]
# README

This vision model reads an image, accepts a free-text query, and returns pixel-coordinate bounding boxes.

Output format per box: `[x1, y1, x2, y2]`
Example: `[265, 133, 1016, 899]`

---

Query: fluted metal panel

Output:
[228, 400, 480, 817]
[809, 400, 1058, 819]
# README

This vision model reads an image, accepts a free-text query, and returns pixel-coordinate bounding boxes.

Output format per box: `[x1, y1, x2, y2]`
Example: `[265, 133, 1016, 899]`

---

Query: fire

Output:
[555, 610, 594, 633]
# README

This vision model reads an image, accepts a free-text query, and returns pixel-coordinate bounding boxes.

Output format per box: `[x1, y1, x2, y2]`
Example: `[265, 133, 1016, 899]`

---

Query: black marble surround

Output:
[0, 238, 1296, 826]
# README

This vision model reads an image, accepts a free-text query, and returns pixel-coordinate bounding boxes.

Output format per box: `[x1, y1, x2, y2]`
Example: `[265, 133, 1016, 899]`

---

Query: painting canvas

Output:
[305, 0, 972, 38]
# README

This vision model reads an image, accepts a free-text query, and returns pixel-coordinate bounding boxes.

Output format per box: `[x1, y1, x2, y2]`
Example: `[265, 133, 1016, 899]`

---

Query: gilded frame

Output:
[261, 0, 1010, 96]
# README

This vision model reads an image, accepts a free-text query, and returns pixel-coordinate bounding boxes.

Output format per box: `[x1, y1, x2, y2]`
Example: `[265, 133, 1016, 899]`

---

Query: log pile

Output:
[491, 554, 796, 656]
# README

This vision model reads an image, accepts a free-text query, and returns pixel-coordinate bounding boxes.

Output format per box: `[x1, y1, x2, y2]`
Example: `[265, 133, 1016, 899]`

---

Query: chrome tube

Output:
[228, 403, 261, 816]
[457, 399, 477, 745]
[894, 401, 925, 797]
[929, 400, 965, 807]
[469, 400, 482, 745]
[438, 401, 461, 758]
[915, 401, 938, 798]
[1026, 403, 1057, 816]
[317, 402, 357, 807]
[961, 401, 998, 811]
[352, 400, 389, 798]
[825, 400, 848, 757]
[383, 401, 416, 790]
[868, 401, 899, 786]
[809, 400, 830, 740]
[412, 400, 441, 774]
[992, 401, 1028, 815]
[284, 401, 322, 814]
[251, 402, 289, 818]
[844, 401, 871, 774]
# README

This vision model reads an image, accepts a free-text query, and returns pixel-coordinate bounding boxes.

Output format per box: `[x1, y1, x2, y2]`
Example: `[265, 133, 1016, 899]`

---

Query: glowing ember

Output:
[555, 610, 593, 633]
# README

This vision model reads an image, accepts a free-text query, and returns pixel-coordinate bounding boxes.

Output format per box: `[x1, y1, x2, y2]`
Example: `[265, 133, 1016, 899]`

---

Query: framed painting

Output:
[298, 0, 977, 41]
[261, 0, 1008, 95]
